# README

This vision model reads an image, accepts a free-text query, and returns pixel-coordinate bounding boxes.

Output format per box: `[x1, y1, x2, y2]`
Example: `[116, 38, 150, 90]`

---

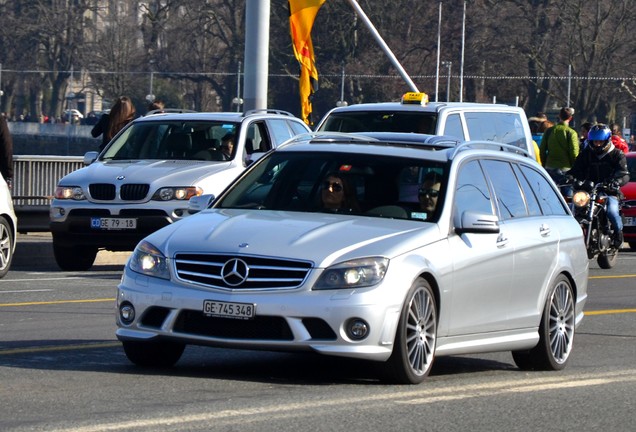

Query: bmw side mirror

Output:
[83, 151, 99, 165]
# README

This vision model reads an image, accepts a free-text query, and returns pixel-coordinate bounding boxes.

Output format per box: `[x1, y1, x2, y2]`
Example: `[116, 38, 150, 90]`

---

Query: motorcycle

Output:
[570, 180, 622, 269]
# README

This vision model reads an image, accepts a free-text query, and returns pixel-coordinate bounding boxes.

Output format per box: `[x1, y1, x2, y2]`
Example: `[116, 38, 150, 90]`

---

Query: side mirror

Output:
[188, 194, 215, 214]
[83, 151, 99, 165]
[455, 211, 500, 235]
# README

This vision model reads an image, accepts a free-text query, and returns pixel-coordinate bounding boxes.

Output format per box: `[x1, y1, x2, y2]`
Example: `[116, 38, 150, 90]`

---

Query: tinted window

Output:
[519, 165, 569, 215]
[218, 151, 447, 221]
[289, 120, 310, 136]
[319, 111, 437, 133]
[464, 112, 527, 150]
[442, 113, 465, 139]
[454, 160, 494, 219]
[481, 159, 527, 219]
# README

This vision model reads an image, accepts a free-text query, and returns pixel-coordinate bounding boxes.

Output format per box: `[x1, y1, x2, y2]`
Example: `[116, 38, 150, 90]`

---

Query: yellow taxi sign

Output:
[401, 92, 429, 105]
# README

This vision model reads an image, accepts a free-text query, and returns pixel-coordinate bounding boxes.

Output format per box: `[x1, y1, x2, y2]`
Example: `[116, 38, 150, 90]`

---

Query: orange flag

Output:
[289, 0, 326, 126]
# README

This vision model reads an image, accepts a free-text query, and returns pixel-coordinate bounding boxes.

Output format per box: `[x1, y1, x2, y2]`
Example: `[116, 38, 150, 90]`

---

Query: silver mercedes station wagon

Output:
[116, 132, 588, 384]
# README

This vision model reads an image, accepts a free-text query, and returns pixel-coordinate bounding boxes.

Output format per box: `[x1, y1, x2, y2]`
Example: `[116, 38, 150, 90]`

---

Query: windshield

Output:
[101, 120, 239, 161]
[217, 151, 448, 222]
[318, 111, 437, 134]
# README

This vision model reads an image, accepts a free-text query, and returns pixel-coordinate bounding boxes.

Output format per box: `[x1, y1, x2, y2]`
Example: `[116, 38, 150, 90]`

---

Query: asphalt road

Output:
[0, 236, 634, 432]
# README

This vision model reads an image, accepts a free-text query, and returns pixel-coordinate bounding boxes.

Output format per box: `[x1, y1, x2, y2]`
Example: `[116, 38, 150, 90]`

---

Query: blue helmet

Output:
[588, 124, 611, 141]
[587, 124, 612, 154]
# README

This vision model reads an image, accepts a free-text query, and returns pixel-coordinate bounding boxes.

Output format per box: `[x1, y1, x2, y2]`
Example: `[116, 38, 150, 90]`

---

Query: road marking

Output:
[589, 274, 636, 279]
[584, 308, 636, 315]
[0, 298, 114, 307]
[0, 341, 120, 355]
[44, 370, 636, 432]
[0, 289, 54, 294]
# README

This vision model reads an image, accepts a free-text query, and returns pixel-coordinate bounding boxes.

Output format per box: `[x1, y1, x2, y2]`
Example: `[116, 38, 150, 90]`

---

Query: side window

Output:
[246, 122, 271, 153]
[454, 160, 494, 221]
[465, 112, 526, 150]
[288, 120, 310, 136]
[442, 113, 465, 139]
[512, 164, 542, 216]
[481, 159, 528, 220]
[268, 119, 294, 145]
[519, 165, 569, 215]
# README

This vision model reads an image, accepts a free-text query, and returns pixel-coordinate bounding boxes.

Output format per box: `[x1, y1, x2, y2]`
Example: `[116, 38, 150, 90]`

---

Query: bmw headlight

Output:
[152, 187, 202, 201]
[54, 186, 86, 200]
[314, 257, 389, 290]
[129, 240, 170, 280]
[572, 191, 590, 208]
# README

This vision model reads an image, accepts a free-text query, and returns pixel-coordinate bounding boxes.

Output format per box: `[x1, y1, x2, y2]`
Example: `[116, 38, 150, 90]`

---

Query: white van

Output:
[315, 92, 536, 159]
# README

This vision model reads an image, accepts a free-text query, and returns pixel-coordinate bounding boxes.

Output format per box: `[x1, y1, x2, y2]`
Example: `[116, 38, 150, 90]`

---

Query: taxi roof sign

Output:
[401, 92, 429, 105]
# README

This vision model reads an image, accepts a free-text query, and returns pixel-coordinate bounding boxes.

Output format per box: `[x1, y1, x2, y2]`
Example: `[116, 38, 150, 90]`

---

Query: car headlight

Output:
[572, 191, 590, 208]
[54, 186, 86, 200]
[129, 240, 170, 280]
[314, 257, 389, 290]
[152, 187, 202, 201]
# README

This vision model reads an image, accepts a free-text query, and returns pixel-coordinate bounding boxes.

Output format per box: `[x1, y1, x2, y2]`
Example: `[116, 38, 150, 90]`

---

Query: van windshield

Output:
[318, 111, 437, 134]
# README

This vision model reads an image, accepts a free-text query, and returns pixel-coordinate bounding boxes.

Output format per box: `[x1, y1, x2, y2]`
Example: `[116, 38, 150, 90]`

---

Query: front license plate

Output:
[203, 300, 256, 320]
[90, 217, 137, 230]
[624, 216, 635, 226]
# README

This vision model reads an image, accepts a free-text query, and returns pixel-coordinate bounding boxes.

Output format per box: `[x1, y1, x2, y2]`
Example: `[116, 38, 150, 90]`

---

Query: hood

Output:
[145, 209, 441, 267]
[62, 159, 232, 188]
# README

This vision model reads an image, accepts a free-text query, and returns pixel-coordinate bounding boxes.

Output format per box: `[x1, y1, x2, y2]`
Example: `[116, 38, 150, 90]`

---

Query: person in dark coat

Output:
[91, 96, 136, 151]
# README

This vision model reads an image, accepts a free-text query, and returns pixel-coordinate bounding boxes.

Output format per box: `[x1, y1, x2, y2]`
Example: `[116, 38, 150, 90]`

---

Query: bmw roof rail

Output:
[145, 108, 198, 116]
[451, 141, 532, 159]
[243, 109, 295, 117]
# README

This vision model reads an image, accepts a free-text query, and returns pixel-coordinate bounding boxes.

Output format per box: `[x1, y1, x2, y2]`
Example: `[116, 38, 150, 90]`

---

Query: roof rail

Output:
[146, 108, 198, 116]
[243, 109, 294, 117]
[451, 141, 531, 159]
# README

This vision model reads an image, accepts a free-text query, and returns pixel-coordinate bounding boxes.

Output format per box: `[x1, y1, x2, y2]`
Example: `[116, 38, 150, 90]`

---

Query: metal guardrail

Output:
[12, 155, 84, 232]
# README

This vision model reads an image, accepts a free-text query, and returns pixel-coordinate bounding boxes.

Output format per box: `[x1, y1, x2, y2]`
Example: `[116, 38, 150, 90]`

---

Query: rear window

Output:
[319, 111, 437, 134]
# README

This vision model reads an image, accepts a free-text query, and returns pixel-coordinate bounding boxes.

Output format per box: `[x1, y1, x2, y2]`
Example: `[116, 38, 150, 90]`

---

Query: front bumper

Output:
[115, 266, 404, 362]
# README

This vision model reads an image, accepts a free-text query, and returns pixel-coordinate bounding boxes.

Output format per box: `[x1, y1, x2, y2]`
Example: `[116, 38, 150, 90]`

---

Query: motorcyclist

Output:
[568, 124, 630, 248]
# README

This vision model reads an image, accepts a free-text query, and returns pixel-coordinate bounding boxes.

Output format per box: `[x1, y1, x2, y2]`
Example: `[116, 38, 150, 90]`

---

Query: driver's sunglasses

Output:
[418, 188, 439, 198]
[322, 181, 343, 192]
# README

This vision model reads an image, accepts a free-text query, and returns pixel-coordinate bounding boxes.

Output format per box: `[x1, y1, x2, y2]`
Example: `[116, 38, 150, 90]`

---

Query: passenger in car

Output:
[416, 172, 442, 221]
[320, 173, 360, 212]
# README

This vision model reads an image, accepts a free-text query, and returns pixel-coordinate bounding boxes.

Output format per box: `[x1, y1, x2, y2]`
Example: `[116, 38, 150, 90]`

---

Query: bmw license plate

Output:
[90, 217, 137, 230]
[624, 216, 635, 226]
[203, 300, 255, 320]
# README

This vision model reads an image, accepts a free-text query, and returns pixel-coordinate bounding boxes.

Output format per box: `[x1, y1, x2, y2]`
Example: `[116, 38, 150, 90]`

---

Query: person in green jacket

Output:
[539, 107, 579, 195]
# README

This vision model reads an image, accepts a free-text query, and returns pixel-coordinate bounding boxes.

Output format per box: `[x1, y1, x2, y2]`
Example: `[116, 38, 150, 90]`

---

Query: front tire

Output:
[597, 249, 618, 269]
[122, 340, 185, 368]
[384, 278, 437, 384]
[52, 237, 98, 271]
[0, 217, 14, 278]
[512, 275, 575, 371]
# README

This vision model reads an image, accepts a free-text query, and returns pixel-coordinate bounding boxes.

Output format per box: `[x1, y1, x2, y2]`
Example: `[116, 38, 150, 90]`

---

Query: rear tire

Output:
[52, 237, 98, 271]
[0, 217, 14, 278]
[383, 278, 437, 384]
[512, 274, 575, 371]
[122, 340, 185, 368]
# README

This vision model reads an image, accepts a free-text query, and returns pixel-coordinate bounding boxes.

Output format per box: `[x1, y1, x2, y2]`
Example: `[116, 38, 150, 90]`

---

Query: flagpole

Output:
[345, 0, 419, 93]
[459, 0, 466, 102]
[435, 2, 442, 102]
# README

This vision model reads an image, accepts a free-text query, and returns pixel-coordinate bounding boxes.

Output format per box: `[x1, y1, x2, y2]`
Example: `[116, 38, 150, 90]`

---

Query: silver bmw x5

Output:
[116, 132, 588, 384]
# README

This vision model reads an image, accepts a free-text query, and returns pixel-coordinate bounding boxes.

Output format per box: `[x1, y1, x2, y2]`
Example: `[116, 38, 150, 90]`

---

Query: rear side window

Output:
[442, 113, 465, 139]
[518, 165, 569, 215]
[464, 112, 527, 150]
[481, 159, 527, 220]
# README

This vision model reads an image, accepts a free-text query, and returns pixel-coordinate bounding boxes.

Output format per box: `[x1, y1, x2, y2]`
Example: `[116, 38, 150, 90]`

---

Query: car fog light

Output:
[346, 318, 369, 340]
[119, 302, 135, 324]
[174, 208, 183, 217]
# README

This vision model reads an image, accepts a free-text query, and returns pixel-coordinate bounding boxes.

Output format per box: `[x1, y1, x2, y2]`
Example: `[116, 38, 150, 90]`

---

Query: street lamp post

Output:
[442, 61, 452, 102]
